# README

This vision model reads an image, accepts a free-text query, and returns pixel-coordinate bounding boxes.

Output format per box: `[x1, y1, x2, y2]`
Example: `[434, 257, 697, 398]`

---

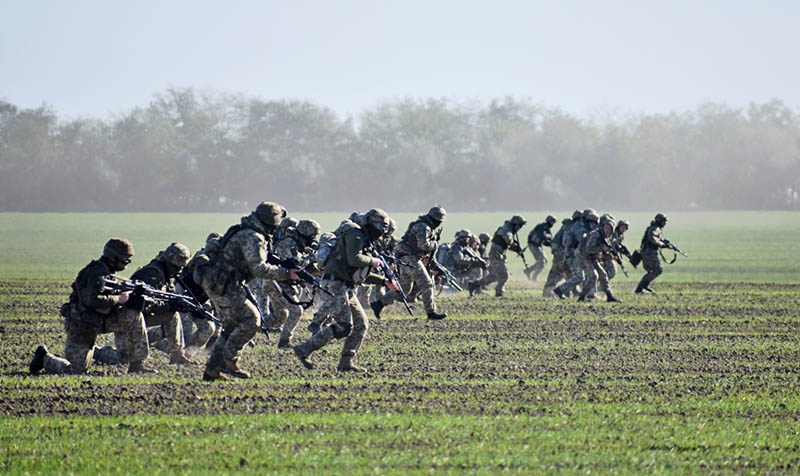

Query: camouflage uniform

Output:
[266, 220, 320, 348]
[30, 238, 152, 375]
[195, 202, 293, 380]
[554, 210, 598, 299]
[95, 243, 193, 365]
[448, 230, 487, 286]
[543, 216, 574, 297]
[601, 220, 630, 286]
[373, 207, 447, 320]
[468, 216, 526, 297]
[636, 214, 669, 293]
[294, 209, 394, 372]
[577, 220, 621, 302]
[524, 216, 556, 282]
[176, 235, 220, 351]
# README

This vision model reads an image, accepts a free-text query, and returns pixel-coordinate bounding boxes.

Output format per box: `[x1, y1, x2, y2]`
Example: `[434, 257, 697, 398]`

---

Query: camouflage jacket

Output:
[527, 222, 554, 248]
[71, 257, 117, 314]
[579, 229, 608, 259]
[449, 241, 482, 271]
[489, 223, 516, 260]
[640, 222, 665, 253]
[221, 212, 291, 283]
[395, 216, 440, 259]
[551, 219, 573, 252]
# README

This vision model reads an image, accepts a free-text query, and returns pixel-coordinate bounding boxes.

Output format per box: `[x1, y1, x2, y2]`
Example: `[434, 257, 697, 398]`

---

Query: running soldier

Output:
[577, 218, 621, 302]
[294, 208, 399, 372]
[635, 213, 669, 294]
[542, 213, 578, 297]
[30, 238, 154, 375]
[193, 201, 300, 381]
[554, 210, 599, 299]
[447, 229, 487, 287]
[370, 206, 447, 320]
[467, 215, 527, 297]
[524, 215, 557, 282]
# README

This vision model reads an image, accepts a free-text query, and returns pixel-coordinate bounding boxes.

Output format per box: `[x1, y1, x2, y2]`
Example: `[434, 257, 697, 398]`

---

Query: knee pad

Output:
[331, 322, 352, 339]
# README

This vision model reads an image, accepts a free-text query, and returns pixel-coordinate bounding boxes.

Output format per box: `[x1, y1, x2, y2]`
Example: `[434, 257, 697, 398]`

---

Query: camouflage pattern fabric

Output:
[379, 217, 440, 313]
[637, 222, 665, 290]
[472, 222, 515, 295]
[578, 229, 611, 298]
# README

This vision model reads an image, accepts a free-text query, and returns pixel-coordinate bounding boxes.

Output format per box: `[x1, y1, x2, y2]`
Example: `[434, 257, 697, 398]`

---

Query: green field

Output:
[1, 211, 799, 474]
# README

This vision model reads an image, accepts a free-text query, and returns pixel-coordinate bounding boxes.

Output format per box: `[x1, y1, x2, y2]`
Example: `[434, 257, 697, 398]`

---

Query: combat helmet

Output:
[617, 219, 630, 231]
[545, 215, 557, 226]
[160, 242, 191, 269]
[479, 233, 490, 245]
[585, 211, 600, 223]
[571, 209, 582, 220]
[103, 238, 134, 270]
[455, 228, 472, 240]
[255, 201, 287, 227]
[364, 208, 391, 234]
[509, 215, 527, 227]
[296, 219, 321, 241]
[279, 216, 299, 231]
[427, 206, 447, 222]
[654, 213, 668, 227]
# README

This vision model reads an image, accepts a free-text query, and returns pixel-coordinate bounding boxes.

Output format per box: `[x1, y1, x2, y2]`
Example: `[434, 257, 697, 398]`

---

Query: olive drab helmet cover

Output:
[364, 208, 391, 236]
[160, 242, 191, 269]
[479, 233, 490, 244]
[455, 228, 472, 241]
[509, 215, 527, 232]
[545, 215, 557, 226]
[103, 237, 134, 269]
[255, 201, 287, 227]
[296, 219, 321, 241]
[654, 213, 668, 227]
[427, 206, 447, 222]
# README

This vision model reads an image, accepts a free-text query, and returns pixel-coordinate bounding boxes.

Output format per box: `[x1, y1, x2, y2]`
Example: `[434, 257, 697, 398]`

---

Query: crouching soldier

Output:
[30, 238, 154, 375]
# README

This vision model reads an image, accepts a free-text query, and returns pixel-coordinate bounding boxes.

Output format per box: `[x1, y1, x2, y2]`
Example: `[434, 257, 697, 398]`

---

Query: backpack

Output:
[435, 243, 454, 269]
[315, 232, 338, 268]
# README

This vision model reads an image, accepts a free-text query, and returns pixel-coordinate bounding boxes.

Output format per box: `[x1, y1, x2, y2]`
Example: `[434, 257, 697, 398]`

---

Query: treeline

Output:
[1, 88, 798, 212]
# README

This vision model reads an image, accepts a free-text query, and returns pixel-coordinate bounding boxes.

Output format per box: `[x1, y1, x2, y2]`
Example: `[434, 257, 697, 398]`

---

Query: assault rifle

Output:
[662, 239, 688, 258]
[372, 249, 414, 316]
[428, 258, 463, 292]
[511, 233, 530, 269]
[101, 276, 220, 324]
[266, 253, 334, 297]
[600, 237, 629, 278]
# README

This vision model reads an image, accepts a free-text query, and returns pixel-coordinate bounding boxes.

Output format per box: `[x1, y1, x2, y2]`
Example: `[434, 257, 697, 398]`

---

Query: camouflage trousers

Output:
[474, 256, 509, 294]
[269, 283, 304, 346]
[555, 250, 584, 295]
[252, 277, 277, 322]
[181, 311, 217, 349]
[44, 307, 148, 374]
[295, 279, 369, 363]
[379, 255, 437, 313]
[543, 248, 568, 296]
[204, 283, 261, 371]
[579, 255, 610, 299]
[525, 246, 548, 282]
[309, 277, 337, 328]
[637, 249, 663, 290]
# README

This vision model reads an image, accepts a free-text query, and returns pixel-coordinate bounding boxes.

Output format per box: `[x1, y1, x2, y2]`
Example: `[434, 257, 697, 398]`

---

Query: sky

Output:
[2, 0, 799, 121]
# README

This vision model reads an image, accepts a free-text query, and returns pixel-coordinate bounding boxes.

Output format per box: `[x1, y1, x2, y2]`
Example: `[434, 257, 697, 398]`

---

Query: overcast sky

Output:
[2, 0, 798, 121]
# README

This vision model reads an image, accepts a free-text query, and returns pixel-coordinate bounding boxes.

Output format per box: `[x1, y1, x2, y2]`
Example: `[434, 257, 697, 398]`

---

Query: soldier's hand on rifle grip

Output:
[115, 291, 132, 305]
[385, 279, 400, 292]
[371, 258, 384, 269]
[288, 269, 302, 281]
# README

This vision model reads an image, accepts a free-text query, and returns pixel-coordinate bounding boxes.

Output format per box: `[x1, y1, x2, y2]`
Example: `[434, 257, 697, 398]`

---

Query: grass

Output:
[1, 211, 800, 474]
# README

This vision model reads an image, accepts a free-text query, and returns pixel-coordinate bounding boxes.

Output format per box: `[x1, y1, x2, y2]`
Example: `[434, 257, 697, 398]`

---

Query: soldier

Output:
[477, 233, 490, 260]
[542, 213, 577, 297]
[448, 229, 487, 286]
[176, 233, 221, 353]
[603, 219, 630, 286]
[267, 219, 321, 348]
[635, 213, 669, 294]
[577, 218, 621, 303]
[193, 201, 300, 381]
[29, 238, 154, 375]
[370, 206, 448, 320]
[361, 217, 398, 306]
[94, 242, 195, 365]
[294, 208, 399, 372]
[524, 215, 557, 282]
[467, 215, 527, 297]
[553, 210, 598, 300]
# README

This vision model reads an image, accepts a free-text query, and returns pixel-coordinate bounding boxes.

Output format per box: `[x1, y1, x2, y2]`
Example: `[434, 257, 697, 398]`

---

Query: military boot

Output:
[606, 291, 621, 303]
[337, 355, 367, 373]
[29, 345, 48, 374]
[169, 350, 194, 365]
[467, 281, 481, 297]
[220, 358, 251, 379]
[369, 300, 384, 319]
[127, 361, 158, 374]
[294, 345, 314, 369]
[427, 311, 447, 320]
[495, 289, 504, 298]
[553, 287, 566, 300]
[277, 337, 291, 349]
[202, 368, 229, 381]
